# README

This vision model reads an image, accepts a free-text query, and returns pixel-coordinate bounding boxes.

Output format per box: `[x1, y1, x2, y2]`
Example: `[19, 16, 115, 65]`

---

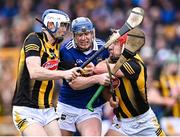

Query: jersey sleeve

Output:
[24, 33, 42, 58]
[120, 59, 141, 80]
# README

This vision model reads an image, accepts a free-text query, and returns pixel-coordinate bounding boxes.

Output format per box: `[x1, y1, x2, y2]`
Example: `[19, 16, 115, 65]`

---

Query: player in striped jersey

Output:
[12, 9, 81, 136]
[94, 28, 166, 136]
[56, 17, 110, 136]
[148, 55, 180, 135]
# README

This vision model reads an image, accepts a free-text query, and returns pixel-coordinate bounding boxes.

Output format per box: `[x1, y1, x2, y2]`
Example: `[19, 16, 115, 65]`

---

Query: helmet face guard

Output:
[71, 17, 94, 34]
[71, 17, 95, 51]
[42, 9, 70, 33]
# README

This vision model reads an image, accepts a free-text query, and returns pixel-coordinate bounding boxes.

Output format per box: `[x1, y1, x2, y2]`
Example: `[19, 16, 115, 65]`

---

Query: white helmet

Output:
[42, 9, 70, 33]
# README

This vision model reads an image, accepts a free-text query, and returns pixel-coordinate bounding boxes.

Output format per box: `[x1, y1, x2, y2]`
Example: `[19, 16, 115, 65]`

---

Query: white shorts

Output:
[160, 117, 180, 135]
[110, 108, 164, 136]
[12, 106, 59, 132]
[56, 102, 103, 132]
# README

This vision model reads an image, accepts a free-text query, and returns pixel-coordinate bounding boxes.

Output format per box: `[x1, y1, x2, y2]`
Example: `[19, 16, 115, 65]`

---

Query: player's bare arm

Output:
[69, 73, 110, 90]
[26, 56, 81, 81]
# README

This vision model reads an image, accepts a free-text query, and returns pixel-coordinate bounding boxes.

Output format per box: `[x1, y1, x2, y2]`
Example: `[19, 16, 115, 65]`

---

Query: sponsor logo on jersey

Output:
[76, 59, 83, 64]
[42, 60, 59, 70]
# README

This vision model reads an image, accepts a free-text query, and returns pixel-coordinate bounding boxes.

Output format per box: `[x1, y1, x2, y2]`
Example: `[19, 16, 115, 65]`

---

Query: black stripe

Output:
[41, 51, 48, 66]
[44, 81, 53, 108]
[132, 59, 149, 114]
[155, 128, 162, 136]
[131, 10, 144, 16]
[117, 104, 128, 118]
[130, 79, 149, 114]
[32, 80, 42, 108]
[127, 34, 145, 39]
[126, 22, 133, 29]
[120, 79, 139, 116]
[143, 62, 148, 103]
[31, 47, 47, 108]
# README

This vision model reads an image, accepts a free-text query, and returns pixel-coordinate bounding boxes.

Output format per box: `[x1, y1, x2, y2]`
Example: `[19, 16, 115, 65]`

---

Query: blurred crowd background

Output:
[0, 0, 180, 135]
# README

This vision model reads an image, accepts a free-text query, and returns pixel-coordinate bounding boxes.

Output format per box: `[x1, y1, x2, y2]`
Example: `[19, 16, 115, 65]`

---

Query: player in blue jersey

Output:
[56, 17, 110, 136]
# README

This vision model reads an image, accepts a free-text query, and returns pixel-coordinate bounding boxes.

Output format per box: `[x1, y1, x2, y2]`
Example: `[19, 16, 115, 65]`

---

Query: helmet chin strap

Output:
[55, 36, 64, 44]
[35, 18, 64, 45]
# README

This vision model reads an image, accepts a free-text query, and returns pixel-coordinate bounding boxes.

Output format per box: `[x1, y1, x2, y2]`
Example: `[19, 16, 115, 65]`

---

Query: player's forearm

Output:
[69, 75, 100, 90]
[29, 66, 65, 80]
[94, 63, 123, 77]
[148, 89, 166, 105]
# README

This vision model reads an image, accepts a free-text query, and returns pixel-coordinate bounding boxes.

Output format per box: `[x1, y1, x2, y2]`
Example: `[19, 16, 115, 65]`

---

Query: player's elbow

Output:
[69, 84, 81, 90]
[69, 82, 85, 90]
[28, 68, 40, 80]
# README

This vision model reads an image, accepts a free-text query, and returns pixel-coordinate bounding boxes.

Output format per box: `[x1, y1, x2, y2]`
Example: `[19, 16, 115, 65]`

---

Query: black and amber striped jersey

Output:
[153, 74, 180, 117]
[12, 32, 59, 109]
[115, 54, 149, 118]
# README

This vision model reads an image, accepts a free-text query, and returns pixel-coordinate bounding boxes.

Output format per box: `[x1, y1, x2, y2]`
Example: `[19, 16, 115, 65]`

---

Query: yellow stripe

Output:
[25, 48, 39, 53]
[136, 62, 146, 99]
[123, 63, 133, 74]
[115, 88, 132, 117]
[177, 75, 180, 83]
[14, 111, 28, 132]
[38, 81, 48, 108]
[159, 130, 166, 136]
[16, 49, 26, 92]
[25, 45, 39, 50]
[25, 46, 39, 51]
[123, 78, 137, 109]
[134, 54, 144, 62]
[55, 44, 60, 58]
[126, 62, 135, 74]
[25, 45, 39, 52]
[160, 76, 169, 97]
[124, 63, 134, 74]
[168, 75, 180, 117]
[25, 44, 39, 49]
[173, 103, 179, 117]
[168, 75, 176, 88]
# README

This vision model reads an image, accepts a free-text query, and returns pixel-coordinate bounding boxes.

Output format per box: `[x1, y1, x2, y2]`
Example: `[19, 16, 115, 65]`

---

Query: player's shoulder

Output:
[23, 32, 42, 47]
[61, 39, 74, 51]
[95, 38, 105, 46]
[24, 32, 39, 41]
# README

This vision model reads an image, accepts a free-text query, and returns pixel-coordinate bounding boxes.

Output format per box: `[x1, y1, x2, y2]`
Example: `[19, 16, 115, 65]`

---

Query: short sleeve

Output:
[24, 33, 42, 58]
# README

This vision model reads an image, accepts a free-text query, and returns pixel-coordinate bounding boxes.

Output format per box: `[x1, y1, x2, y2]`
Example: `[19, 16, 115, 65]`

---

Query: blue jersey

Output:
[58, 39, 109, 108]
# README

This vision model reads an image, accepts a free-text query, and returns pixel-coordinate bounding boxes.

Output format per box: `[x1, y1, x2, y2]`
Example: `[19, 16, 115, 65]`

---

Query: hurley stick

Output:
[86, 28, 145, 112]
[80, 7, 144, 69]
